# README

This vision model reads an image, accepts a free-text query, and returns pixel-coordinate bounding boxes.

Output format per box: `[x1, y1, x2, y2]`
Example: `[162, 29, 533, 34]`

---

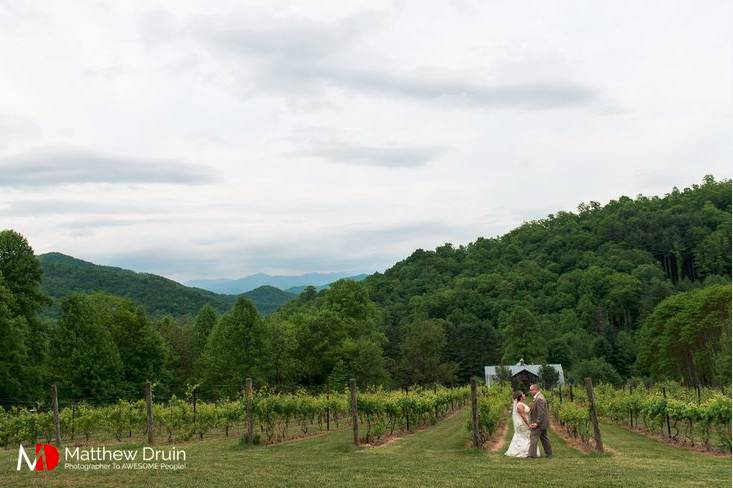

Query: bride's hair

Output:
[513, 391, 525, 401]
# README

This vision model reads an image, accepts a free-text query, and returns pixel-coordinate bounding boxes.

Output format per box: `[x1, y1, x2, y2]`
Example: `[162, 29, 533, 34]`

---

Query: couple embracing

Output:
[504, 383, 552, 458]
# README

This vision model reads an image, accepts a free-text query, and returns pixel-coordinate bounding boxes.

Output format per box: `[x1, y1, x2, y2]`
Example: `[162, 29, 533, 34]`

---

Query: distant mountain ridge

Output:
[187, 271, 367, 294]
[37, 253, 297, 317]
[284, 274, 369, 294]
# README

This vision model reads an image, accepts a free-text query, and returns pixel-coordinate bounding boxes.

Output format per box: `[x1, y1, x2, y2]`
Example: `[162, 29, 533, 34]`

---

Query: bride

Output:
[505, 391, 539, 458]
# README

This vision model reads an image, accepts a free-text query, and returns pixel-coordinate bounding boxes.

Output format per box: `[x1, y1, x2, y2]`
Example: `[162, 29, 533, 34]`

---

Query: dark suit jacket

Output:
[530, 392, 549, 429]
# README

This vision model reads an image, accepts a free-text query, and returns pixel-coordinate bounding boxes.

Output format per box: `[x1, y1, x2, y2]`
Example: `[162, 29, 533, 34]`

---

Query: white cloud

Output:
[0, 146, 215, 187]
[0, 0, 730, 280]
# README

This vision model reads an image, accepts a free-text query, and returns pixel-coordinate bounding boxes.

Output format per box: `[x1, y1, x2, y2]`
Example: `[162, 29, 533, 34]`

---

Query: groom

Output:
[528, 383, 552, 458]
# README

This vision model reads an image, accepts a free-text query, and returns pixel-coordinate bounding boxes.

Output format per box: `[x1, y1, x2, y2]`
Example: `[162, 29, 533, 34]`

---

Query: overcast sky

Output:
[0, 0, 730, 281]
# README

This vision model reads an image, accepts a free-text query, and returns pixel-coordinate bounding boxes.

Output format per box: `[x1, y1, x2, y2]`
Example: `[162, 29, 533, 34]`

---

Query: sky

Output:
[0, 0, 731, 281]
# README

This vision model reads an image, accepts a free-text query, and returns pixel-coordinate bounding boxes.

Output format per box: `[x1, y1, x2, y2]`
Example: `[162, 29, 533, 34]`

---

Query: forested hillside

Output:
[0, 176, 729, 405]
[362, 175, 731, 384]
[38, 252, 296, 317]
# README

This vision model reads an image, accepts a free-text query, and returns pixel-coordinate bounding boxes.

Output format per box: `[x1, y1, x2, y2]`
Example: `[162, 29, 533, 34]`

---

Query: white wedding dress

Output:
[504, 400, 539, 458]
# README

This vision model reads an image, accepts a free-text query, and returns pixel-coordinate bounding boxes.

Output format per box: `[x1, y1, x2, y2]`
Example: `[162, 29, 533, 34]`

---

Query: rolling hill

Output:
[284, 273, 369, 294]
[187, 271, 362, 294]
[37, 253, 296, 318]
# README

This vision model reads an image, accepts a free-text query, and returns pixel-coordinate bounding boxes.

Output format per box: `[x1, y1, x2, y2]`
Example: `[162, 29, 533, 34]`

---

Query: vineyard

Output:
[1, 380, 731, 487]
[0, 384, 470, 448]
[467, 383, 512, 444]
[550, 382, 732, 453]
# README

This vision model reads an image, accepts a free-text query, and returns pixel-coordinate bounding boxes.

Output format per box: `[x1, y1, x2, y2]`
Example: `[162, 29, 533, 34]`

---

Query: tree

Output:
[499, 307, 547, 364]
[495, 365, 513, 385]
[0, 275, 31, 402]
[0, 230, 46, 325]
[262, 317, 301, 389]
[337, 337, 389, 387]
[327, 359, 349, 393]
[88, 293, 168, 398]
[293, 308, 350, 385]
[570, 358, 622, 386]
[0, 229, 48, 396]
[298, 285, 318, 303]
[538, 364, 560, 389]
[200, 297, 264, 397]
[635, 284, 731, 386]
[546, 336, 577, 370]
[693, 216, 731, 278]
[156, 315, 195, 393]
[609, 330, 636, 379]
[399, 319, 457, 386]
[192, 305, 218, 360]
[445, 321, 502, 382]
[591, 336, 613, 361]
[288, 281, 387, 387]
[49, 294, 122, 400]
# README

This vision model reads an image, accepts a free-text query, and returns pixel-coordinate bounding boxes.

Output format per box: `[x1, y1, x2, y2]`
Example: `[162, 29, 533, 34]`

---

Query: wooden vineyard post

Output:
[584, 378, 604, 453]
[662, 387, 672, 439]
[245, 378, 254, 445]
[350, 379, 359, 446]
[470, 377, 481, 448]
[434, 383, 439, 418]
[558, 386, 563, 404]
[145, 382, 154, 445]
[71, 402, 76, 440]
[326, 391, 330, 431]
[50, 384, 61, 447]
[569, 383, 574, 403]
[192, 386, 197, 425]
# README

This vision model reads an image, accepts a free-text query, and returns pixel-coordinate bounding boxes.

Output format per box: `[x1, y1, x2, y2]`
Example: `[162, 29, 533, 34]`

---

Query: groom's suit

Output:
[528, 392, 552, 458]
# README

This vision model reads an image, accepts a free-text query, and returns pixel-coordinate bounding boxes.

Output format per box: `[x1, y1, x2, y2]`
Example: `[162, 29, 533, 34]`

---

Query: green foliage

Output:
[262, 317, 302, 388]
[88, 293, 168, 398]
[398, 319, 457, 386]
[49, 294, 123, 400]
[445, 321, 501, 382]
[359, 385, 469, 443]
[192, 304, 218, 360]
[365, 177, 732, 383]
[554, 382, 732, 452]
[200, 297, 265, 396]
[156, 315, 195, 393]
[555, 401, 592, 443]
[466, 383, 512, 442]
[539, 364, 560, 389]
[0, 276, 31, 401]
[274, 280, 389, 389]
[0, 229, 47, 400]
[636, 284, 732, 386]
[570, 358, 623, 386]
[499, 306, 546, 364]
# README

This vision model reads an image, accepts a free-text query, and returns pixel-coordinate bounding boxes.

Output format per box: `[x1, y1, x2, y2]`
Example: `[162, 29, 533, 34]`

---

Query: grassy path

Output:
[1, 411, 729, 487]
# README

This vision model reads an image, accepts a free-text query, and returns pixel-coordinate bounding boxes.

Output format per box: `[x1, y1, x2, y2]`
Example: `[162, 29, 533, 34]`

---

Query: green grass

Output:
[1, 410, 729, 487]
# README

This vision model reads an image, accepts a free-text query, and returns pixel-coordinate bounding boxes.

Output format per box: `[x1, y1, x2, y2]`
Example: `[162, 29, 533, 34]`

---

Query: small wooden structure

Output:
[484, 359, 565, 390]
